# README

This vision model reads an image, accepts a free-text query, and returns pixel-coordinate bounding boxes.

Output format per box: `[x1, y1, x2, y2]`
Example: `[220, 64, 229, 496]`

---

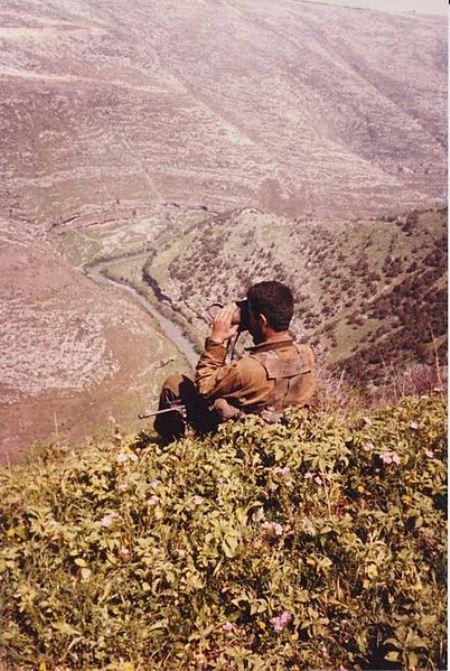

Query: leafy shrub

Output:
[0, 396, 446, 670]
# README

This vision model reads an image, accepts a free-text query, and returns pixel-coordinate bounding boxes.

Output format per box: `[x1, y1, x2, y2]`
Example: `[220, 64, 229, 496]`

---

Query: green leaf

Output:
[148, 620, 168, 632]
[420, 614, 436, 626]
[355, 632, 367, 654]
[407, 651, 419, 668]
[222, 534, 238, 558]
[407, 634, 428, 649]
[384, 637, 402, 649]
[81, 568, 91, 581]
[366, 563, 378, 579]
[51, 621, 81, 636]
[384, 651, 400, 662]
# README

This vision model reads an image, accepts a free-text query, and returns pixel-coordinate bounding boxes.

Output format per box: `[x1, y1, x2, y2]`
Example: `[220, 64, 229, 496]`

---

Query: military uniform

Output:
[196, 337, 315, 411]
[155, 337, 315, 443]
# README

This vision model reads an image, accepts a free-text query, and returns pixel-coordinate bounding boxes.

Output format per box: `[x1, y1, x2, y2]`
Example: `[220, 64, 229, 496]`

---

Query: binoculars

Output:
[208, 299, 251, 331]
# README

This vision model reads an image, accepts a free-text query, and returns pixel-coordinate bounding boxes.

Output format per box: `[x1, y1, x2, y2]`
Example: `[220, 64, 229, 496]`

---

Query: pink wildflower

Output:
[274, 466, 291, 476]
[194, 495, 204, 505]
[100, 514, 114, 528]
[129, 452, 138, 462]
[117, 452, 128, 463]
[305, 471, 313, 479]
[262, 521, 283, 536]
[314, 475, 322, 485]
[362, 441, 375, 452]
[223, 622, 233, 632]
[271, 610, 292, 632]
[150, 479, 161, 488]
[148, 495, 159, 506]
[380, 451, 401, 465]
[424, 448, 433, 458]
[273, 523, 283, 536]
[410, 421, 419, 430]
[121, 546, 130, 556]
[339, 665, 348, 671]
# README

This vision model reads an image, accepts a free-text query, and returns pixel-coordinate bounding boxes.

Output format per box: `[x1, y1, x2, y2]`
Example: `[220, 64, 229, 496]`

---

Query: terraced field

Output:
[1, 0, 446, 232]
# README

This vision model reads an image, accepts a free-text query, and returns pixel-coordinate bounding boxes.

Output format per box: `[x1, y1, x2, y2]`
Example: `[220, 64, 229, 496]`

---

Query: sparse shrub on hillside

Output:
[144, 208, 446, 389]
[0, 397, 446, 670]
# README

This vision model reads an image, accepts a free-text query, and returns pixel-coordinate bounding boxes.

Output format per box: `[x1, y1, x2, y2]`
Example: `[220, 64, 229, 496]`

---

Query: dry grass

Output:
[314, 360, 447, 417]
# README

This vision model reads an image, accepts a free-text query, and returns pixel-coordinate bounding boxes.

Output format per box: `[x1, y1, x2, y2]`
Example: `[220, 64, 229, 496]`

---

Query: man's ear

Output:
[259, 313, 268, 327]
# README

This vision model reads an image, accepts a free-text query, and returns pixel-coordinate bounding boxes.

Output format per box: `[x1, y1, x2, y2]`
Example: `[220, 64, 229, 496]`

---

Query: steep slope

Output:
[0, 0, 446, 454]
[0, 219, 190, 461]
[0, 0, 446, 228]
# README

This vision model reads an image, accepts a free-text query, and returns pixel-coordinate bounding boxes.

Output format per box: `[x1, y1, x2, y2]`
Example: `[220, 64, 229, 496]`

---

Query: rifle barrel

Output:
[138, 405, 186, 420]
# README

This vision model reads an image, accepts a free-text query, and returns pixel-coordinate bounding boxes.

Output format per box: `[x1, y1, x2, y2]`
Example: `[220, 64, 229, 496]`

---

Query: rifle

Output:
[138, 404, 186, 420]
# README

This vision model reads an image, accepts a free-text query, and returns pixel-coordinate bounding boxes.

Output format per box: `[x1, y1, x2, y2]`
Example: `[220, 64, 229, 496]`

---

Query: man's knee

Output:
[155, 373, 189, 443]
[159, 373, 195, 407]
[161, 373, 187, 396]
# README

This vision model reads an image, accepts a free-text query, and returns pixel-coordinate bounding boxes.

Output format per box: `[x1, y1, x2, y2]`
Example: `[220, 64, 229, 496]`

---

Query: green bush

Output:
[0, 396, 446, 670]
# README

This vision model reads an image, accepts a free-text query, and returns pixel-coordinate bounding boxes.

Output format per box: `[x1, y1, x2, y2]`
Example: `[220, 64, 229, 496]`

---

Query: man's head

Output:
[246, 281, 294, 343]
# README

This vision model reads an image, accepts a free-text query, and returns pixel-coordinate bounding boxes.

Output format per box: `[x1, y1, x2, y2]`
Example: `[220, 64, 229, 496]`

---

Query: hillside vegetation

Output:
[0, 395, 446, 670]
[142, 207, 447, 385]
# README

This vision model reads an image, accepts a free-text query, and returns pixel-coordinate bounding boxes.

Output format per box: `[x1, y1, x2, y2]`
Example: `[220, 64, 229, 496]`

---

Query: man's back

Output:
[195, 337, 315, 413]
[155, 280, 316, 442]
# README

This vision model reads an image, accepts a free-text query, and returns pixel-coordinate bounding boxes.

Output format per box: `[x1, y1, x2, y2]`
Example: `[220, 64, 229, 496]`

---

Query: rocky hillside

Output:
[0, 217, 190, 461]
[0, 0, 446, 456]
[0, 0, 446, 229]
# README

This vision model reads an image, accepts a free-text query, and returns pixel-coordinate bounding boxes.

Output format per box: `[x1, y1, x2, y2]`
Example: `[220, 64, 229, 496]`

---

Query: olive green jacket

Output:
[195, 337, 315, 412]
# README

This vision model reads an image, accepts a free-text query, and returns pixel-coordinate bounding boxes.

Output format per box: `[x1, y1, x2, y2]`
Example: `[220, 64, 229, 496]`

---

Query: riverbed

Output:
[85, 254, 198, 369]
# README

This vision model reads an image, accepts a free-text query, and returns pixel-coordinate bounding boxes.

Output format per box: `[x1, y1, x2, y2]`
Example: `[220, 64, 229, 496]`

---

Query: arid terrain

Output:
[0, 0, 446, 458]
[0, 216, 191, 461]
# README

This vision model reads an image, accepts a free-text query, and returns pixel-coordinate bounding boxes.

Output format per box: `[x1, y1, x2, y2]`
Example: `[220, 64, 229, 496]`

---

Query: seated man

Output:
[154, 280, 315, 443]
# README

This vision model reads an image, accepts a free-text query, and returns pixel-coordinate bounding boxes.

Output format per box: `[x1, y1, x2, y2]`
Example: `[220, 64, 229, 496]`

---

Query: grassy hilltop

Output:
[0, 394, 446, 670]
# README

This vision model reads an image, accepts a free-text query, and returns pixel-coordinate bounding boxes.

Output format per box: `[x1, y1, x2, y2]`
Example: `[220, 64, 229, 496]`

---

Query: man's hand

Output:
[209, 305, 239, 344]
[212, 398, 245, 422]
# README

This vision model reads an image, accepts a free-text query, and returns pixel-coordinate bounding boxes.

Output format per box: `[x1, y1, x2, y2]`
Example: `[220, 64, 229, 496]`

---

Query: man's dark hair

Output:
[247, 281, 294, 331]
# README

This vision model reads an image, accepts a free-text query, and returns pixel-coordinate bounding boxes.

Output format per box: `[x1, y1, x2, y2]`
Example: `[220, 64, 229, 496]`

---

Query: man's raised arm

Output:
[195, 305, 241, 399]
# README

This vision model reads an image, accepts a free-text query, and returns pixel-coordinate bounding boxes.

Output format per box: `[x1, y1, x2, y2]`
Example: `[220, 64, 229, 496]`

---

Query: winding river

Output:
[85, 254, 199, 369]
